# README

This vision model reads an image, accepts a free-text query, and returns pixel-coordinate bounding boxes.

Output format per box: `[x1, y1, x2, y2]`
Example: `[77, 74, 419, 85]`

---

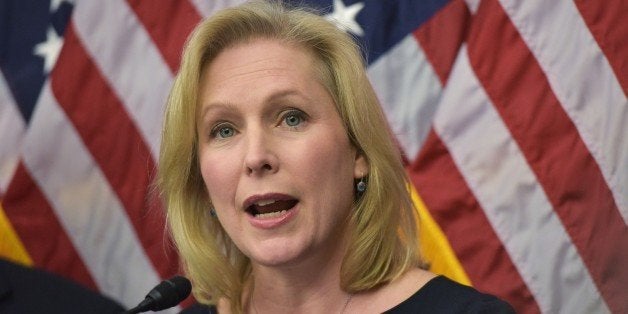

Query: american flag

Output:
[0, 0, 625, 313]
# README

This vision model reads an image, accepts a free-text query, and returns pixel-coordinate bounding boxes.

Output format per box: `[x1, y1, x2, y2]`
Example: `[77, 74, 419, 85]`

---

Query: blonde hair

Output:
[158, 1, 422, 311]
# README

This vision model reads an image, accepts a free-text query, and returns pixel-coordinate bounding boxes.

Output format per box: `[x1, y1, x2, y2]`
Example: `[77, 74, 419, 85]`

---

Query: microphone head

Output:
[146, 275, 192, 311]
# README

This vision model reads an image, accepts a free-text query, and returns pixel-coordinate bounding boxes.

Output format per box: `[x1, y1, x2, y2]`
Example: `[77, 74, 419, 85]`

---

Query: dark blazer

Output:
[0, 258, 124, 313]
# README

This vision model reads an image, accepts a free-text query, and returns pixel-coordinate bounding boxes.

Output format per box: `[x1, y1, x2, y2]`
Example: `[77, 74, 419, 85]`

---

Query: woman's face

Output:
[197, 39, 368, 267]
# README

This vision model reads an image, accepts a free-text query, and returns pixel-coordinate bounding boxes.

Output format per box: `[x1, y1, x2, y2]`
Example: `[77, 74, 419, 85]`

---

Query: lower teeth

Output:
[255, 210, 287, 218]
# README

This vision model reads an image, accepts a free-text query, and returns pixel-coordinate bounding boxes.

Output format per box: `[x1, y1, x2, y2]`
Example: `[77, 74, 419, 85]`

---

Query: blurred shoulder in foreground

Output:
[0, 258, 124, 313]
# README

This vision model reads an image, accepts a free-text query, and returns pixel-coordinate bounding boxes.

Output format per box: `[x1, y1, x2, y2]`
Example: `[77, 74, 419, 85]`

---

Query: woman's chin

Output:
[250, 251, 301, 268]
[251, 256, 294, 268]
[247, 241, 310, 268]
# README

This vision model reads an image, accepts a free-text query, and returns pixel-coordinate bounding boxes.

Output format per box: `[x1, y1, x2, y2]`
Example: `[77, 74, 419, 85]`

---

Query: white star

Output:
[325, 0, 365, 36]
[33, 26, 64, 74]
[50, 0, 74, 12]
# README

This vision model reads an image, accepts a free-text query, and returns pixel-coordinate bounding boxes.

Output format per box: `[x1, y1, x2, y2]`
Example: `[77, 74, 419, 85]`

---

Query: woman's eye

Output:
[211, 124, 236, 139]
[282, 110, 307, 128]
[285, 114, 301, 126]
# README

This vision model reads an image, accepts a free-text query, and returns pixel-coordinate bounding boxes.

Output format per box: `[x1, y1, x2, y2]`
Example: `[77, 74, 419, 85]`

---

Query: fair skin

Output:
[197, 38, 434, 313]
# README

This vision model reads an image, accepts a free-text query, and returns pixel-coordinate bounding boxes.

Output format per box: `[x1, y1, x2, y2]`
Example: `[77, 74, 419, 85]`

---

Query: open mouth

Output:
[245, 199, 299, 218]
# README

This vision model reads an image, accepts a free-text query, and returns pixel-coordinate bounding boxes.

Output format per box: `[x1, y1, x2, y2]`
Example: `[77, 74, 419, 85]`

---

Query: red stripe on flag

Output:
[410, 2, 537, 311]
[127, 0, 202, 73]
[574, 0, 628, 94]
[468, 1, 628, 312]
[409, 131, 540, 314]
[413, 0, 470, 84]
[2, 162, 99, 290]
[50, 23, 179, 280]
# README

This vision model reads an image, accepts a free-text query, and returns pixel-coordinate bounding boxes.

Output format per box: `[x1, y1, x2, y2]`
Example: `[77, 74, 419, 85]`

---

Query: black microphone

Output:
[124, 276, 192, 313]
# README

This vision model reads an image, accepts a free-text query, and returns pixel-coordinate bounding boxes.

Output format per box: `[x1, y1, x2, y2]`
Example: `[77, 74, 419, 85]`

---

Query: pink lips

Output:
[243, 193, 299, 229]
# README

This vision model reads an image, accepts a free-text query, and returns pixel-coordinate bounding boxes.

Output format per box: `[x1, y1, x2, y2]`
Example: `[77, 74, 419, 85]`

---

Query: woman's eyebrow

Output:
[199, 102, 239, 120]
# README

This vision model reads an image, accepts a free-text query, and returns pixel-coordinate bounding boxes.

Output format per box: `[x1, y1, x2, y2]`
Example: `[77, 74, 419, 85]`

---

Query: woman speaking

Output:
[158, 1, 514, 313]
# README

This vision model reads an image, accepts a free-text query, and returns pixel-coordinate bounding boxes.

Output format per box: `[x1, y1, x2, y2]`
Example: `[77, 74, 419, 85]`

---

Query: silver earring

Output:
[356, 177, 367, 194]
[210, 208, 217, 217]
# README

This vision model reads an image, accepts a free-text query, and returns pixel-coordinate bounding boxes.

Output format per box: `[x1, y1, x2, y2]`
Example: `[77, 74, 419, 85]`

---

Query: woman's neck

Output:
[245, 235, 352, 313]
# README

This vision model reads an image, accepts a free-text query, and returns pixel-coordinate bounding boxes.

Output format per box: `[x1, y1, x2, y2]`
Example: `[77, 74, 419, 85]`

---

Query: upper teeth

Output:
[255, 199, 276, 206]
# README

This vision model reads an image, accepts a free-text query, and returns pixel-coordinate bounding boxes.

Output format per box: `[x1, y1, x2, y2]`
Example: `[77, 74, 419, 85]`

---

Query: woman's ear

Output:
[353, 150, 369, 178]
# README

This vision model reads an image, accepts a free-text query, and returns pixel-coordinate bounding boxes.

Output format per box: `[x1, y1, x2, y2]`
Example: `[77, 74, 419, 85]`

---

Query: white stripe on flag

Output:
[22, 82, 168, 310]
[189, 0, 247, 17]
[499, 0, 628, 224]
[434, 46, 609, 314]
[72, 0, 173, 160]
[0, 72, 25, 195]
[368, 35, 443, 161]
[464, 0, 481, 14]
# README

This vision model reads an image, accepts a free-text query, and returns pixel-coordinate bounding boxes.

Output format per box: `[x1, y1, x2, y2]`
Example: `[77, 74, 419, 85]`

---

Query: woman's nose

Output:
[243, 131, 279, 176]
